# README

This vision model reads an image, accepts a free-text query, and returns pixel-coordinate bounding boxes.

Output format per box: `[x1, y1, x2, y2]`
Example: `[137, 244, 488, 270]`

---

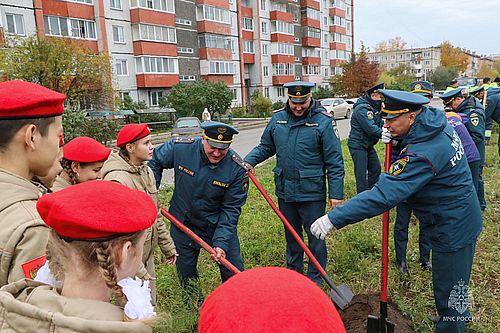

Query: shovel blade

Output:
[329, 283, 354, 310]
[366, 315, 396, 333]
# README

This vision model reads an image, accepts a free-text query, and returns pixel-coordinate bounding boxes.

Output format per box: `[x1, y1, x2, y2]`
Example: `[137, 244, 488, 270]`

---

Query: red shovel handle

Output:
[160, 208, 241, 275]
[381, 143, 393, 302]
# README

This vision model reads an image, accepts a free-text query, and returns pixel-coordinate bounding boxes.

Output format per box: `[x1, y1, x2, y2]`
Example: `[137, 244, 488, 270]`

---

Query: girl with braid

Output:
[0, 181, 157, 333]
[51, 136, 110, 191]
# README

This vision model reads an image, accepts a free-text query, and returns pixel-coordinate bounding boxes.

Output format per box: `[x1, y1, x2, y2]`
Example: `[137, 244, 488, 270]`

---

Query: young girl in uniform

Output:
[52, 136, 111, 191]
[0, 181, 157, 332]
[101, 124, 176, 303]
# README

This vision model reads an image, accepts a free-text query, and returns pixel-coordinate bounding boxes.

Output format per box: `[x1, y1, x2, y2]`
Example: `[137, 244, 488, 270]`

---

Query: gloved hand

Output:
[310, 214, 335, 240]
[381, 127, 392, 144]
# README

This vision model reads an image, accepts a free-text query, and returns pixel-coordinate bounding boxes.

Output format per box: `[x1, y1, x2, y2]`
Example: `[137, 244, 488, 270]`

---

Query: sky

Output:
[355, 0, 499, 56]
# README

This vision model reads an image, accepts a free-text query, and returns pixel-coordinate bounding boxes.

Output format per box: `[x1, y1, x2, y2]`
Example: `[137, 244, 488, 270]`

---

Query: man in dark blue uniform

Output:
[348, 82, 388, 193]
[441, 88, 486, 211]
[311, 89, 482, 333]
[471, 85, 500, 158]
[245, 81, 344, 285]
[149, 121, 248, 300]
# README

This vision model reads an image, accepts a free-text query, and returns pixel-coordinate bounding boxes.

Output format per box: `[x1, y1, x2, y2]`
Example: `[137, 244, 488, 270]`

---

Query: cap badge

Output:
[296, 92, 301, 96]
[218, 134, 224, 140]
[414, 84, 422, 90]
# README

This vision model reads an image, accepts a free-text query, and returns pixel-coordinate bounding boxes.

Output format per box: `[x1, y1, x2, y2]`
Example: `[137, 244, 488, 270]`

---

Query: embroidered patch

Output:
[389, 156, 409, 176]
[305, 122, 319, 127]
[470, 113, 479, 126]
[22, 256, 46, 280]
[277, 120, 288, 124]
[178, 165, 195, 176]
[213, 180, 230, 188]
[367, 110, 374, 120]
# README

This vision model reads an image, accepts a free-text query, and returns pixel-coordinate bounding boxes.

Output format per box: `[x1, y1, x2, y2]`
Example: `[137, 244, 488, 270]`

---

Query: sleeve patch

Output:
[22, 256, 47, 280]
[367, 110, 374, 119]
[389, 156, 409, 176]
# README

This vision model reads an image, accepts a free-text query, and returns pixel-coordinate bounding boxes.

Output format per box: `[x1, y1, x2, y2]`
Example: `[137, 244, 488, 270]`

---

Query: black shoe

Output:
[420, 261, 432, 271]
[396, 260, 408, 275]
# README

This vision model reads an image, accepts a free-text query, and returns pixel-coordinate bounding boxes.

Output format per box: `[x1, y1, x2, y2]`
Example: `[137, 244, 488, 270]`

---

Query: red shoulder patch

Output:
[21, 256, 46, 280]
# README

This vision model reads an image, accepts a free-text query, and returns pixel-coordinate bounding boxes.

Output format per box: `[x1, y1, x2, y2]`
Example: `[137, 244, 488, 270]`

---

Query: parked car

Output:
[85, 111, 111, 119]
[172, 116, 202, 137]
[319, 98, 352, 119]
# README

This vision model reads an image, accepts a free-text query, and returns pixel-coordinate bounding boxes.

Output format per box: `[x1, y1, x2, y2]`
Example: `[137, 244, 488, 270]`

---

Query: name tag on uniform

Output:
[277, 120, 287, 124]
[212, 180, 229, 188]
[178, 165, 195, 176]
[305, 123, 319, 127]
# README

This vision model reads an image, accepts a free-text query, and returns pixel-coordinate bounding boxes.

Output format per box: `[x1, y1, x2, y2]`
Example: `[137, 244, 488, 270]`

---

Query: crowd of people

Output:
[0, 76, 494, 333]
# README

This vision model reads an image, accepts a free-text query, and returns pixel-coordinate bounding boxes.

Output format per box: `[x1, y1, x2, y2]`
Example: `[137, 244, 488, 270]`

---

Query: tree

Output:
[374, 36, 407, 52]
[439, 41, 469, 73]
[492, 59, 500, 77]
[476, 63, 496, 79]
[252, 91, 273, 117]
[428, 66, 459, 90]
[312, 86, 335, 99]
[0, 35, 113, 110]
[165, 80, 233, 119]
[340, 45, 381, 97]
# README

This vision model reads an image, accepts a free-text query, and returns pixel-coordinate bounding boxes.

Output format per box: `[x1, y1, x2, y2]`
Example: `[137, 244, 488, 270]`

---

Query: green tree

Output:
[0, 35, 113, 110]
[312, 86, 335, 99]
[384, 64, 415, 90]
[340, 45, 381, 97]
[252, 91, 273, 117]
[166, 80, 233, 118]
[429, 66, 459, 90]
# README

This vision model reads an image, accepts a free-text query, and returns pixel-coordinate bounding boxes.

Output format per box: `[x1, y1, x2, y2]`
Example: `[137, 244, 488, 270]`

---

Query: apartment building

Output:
[0, 0, 354, 108]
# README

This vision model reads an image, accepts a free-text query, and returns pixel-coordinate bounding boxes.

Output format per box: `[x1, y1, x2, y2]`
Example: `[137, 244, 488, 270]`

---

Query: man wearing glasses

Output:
[245, 81, 345, 285]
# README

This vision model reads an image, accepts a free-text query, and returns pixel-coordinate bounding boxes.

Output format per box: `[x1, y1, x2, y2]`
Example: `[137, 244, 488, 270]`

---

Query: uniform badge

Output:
[367, 111, 374, 120]
[470, 113, 479, 126]
[218, 134, 224, 140]
[21, 255, 47, 280]
[277, 120, 288, 124]
[178, 165, 195, 176]
[389, 156, 409, 176]
[414, 83, 422, 90]
[212, 180, 229, 188]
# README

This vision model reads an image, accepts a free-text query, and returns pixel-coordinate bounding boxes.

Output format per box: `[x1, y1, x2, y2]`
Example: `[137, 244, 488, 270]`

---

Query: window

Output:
[263, 66, 269, 77]
[272, 42, 294, 55]
[261, 21, 267, 34]
[305, 8, 320, 20]
[243, 17, 253, 31]
[271, 21, 294, 35]
[304, 26, 321, 39]
[271, 2, 286, 12]
[243, 40, 254, 53]
[196, 5, 230, 24]
[272, 63, 294, 76]
[260, 0, 266, 10]
[198, 34, 232, 50]
[176, 18, 192, 26]
[63, 0, 92, 4]
[120, 92, 130, 101]
[113, 26, 125, 43]
[324, 67, 329, 77]
[180, 75, 196, 81]
[44, 15, 96, 40]
[303, 65, 320, 75]
[115, 59, 128, 76]
[137, 24, 176, 43]
[5, 13, 25, 36]
[132, 0, 175, 13]
[277, 87, 285, 97]
[262, 43, 269, 55]
[208, 61, 235, 74]
[264, 87, 270, 98]
[135, 56, 179, 74]
[149, 91, 164, 106]
[177, 47, 194, 53]
[110, 0, 122, 9]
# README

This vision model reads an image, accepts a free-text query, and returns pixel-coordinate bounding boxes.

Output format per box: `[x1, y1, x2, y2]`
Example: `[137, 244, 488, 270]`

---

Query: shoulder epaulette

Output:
[273, 108, 285, 113]
[231, 154, 251, 172]
[173, 137, 195, 144]
[321, 111, 333, 118]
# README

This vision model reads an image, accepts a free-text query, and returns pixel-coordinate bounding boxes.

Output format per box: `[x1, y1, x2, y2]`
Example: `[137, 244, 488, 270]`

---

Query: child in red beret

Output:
[0, 181, 157, 332]
[52, 136, 111, 191]
[101, 124, 176, 303]
[0, 80, 65, 285]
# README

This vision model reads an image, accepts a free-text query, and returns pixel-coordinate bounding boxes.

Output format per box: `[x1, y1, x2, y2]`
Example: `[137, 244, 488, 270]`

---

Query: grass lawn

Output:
[155, 134, 499, 333]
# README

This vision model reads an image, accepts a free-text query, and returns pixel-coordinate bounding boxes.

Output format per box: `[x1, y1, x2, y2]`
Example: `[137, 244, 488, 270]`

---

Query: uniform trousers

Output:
[432, 241, 476, 333]
[348, 146, 381, 194]
[278, 199, 326, 285]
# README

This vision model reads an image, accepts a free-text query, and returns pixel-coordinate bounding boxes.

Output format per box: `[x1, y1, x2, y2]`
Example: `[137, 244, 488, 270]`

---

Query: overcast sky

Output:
[355, 0, 499, 56]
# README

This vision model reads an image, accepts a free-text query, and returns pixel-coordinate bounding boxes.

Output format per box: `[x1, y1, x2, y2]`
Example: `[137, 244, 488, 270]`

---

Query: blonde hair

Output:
[46, 229, 145, 306]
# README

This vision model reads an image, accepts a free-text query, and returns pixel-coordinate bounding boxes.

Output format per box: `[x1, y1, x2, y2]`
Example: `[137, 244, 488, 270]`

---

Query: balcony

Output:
[130, 8, 175, 26]
[136, 74, 179, 88]
[133, 41, 177, 56]
[302, 57, 321, 65]
[302, 37, 320, 47]
[329, 25, 346, 34]
[329, 7, 346, 17]
[330, 42, 346, 50]
[270, 11, 293, 23]
[300, 0, 320, 10]
[272, 75, 294, 85]
[201, 75, 233, 85]
[301, 18, 320, 29]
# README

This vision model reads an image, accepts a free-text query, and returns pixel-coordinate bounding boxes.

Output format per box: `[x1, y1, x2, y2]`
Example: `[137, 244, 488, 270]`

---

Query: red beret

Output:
[37, 180, 156, 241]
[0, 80, 66, 119]
[116, 124, 151, 148]
[63, 136, 111, 163]
[198, 267, 346, 333]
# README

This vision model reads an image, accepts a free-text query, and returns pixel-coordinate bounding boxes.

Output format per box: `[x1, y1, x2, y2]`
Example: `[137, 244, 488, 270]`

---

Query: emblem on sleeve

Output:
[21, 255, 47, 280]
[470, 116, 479, 127]
[367, 110, 374, 120]
[389, 156, 409, 176]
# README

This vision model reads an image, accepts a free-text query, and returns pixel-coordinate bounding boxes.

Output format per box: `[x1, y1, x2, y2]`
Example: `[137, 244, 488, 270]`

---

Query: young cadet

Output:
[311, 90, 482, 333]
[0, 80, 65, 285]
[0, 181, 156, 333]
[149, 121, 248, 304]
[348, 82, 388, 194]
[32, 136, 64, 194]
[101, 124, 177, 303]
[245, 81, 344, 285]
[52, 136, 111, 191]
[440, 88, 486, 211]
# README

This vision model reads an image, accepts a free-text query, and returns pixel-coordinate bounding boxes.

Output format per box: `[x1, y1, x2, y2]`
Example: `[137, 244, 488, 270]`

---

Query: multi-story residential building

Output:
[0, 0, 354, 109]
[368, 46, 494, 81]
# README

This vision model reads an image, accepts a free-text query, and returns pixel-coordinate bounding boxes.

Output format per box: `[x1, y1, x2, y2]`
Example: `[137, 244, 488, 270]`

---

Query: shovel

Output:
[160, 207, 241, 275]
[366, 143, 396, 333]
[232, 155, 353, 310]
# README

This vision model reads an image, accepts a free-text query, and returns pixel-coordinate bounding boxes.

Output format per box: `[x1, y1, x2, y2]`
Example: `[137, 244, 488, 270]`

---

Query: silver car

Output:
[319, 98, 353, 119]
[172, 117, 203, 137]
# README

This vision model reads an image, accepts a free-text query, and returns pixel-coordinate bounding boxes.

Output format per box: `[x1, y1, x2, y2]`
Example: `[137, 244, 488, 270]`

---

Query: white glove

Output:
[118, 277, 156, 320]
[310, 214, 335, 240]
[381, 127, 392, 144]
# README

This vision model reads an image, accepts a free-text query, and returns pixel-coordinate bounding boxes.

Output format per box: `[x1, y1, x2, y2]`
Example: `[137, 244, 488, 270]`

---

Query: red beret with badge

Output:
[0, 80, 66, 119]
[116, 124, 151, 148]
[36, 180, 156, 241]
[63, 136, 111, 163]
[198, 267, 346, 333]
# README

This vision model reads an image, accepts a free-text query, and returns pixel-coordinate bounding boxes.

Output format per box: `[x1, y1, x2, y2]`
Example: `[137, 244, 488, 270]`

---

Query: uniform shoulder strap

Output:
[231, 154, 251, 172]
[173, 137, 195, 144]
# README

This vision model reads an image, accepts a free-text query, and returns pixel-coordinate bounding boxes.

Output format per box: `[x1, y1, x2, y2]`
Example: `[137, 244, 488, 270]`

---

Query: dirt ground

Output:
[340, 294, 416, 333]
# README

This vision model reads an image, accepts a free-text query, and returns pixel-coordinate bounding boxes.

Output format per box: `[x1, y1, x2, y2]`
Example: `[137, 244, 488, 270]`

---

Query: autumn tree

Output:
[374, 36, 407, 52]
[476, 63, 496, 79]
[439, 41, 469, 73]
[339, 46, 380, 97]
